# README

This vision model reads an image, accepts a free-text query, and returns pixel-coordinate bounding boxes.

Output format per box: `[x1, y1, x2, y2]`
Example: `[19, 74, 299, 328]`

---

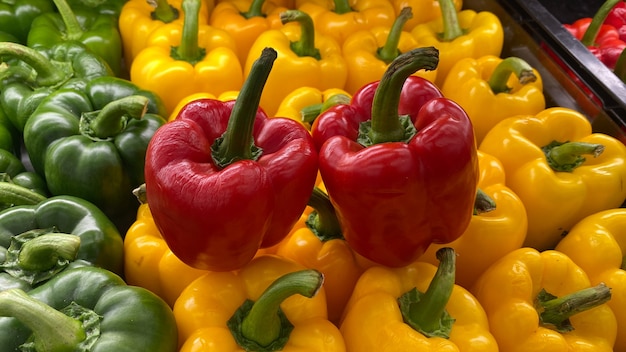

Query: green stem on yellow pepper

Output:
[301, 93, 351, 124]
[80, 95, 149, 139]
[52, 0, 85, 41]
[488, 57, 537, 94]
[378, 7, 413, 64]
[438, 0, 464, 41]
[212, 47, 276, 167]
[542, 140, 605, 172]
[581, 0, 621, 46]
[243, 0, 266, 18]
[280, 10, 321, 59]
[173, 0, 205, 63]
[474, 188, 496, 215]
[17, 233, 80, 271]
[333, 0, 352, 15]
[228, 269, 324, 350]
[150, 0, 180, 23]
[538, 283, 611, 332]
[306, 187, 344, 242]
[0, 42, 68, 86]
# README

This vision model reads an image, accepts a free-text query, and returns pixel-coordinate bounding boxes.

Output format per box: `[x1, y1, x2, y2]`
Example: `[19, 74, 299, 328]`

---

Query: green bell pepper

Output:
[23, 76, 167, 233]
[0, 41, 113, 132]
[0, 266, 178, 352]
[0, 103, 18, 153]
[67, 0, 129, 17]
[0, 0, 55, 44]
[26, 0, 123, 76]
[0, 152, 49, 203]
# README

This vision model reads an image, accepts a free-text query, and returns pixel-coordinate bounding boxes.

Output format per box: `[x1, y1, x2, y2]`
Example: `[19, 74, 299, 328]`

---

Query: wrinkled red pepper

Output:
[605, 1, 626, 41]
[311, 47, 479, 267]
[144, 48, 319, 271]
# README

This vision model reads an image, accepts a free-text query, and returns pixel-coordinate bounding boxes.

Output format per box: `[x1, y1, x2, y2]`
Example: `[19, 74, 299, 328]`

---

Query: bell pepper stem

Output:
[333, 0, 352, 14]
[18, 233, 80, 272]
[0, 182, 47, 208]
[615, 47, 626, 81]
[542, 140, 605, 172]
[149, 0, 180, 23]
[581, 0, 621, 46]
[305, 187, 344, 241]
[538, 283, 612, 332]
[300, 93, 351, 123]
[212, 47, 277, 167]
[367, 46, 439, 145]
[378, 7, 413, 64]
[51, 0, 85, 40]
[280, 10, 321, 59]
[0, 288, 86, 351]
[80, 95, 149, 139]
[474, 188, 496, 215]
[438, 0, 464, 41]
[229, 269, 324, 350]
[488, 57, 537, 94]
[175, 0, 204, 63]
[243, 0, 266, 18]
[0, 42, 67, 87]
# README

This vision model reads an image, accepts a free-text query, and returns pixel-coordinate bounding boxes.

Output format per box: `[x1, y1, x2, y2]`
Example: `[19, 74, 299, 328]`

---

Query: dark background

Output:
[534, 0, 606, 24]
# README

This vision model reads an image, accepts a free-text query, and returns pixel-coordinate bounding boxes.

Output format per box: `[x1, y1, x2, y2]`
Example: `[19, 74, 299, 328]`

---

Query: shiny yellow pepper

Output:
[472, 248, 617, 351]
[418, 150, 528, 289]
[391, 0, 462, 31]
[130, 0, 243, 115]
[341, 7, 437, 95]
[411, 0, 503, 87]
[244, 9, 347, 117]
[555, 208, 626, 351]
[174, 254, 346, 351]
[479, 107, 626, 251]
[340, 247, 498, 351]
[274, 87, 351, 129]
[441, 55, 546, 144]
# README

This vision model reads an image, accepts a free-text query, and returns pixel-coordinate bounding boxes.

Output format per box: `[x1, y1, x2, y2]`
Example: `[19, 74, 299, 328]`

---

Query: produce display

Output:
[0, 0, 626, 351]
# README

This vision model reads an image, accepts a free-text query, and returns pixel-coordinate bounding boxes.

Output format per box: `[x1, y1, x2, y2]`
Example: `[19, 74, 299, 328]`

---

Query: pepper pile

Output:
[1, 0, 626, 351]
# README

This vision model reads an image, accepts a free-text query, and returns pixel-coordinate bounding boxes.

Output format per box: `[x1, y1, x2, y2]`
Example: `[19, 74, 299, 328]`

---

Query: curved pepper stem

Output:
[52, 0, 85, 41]
[173, 0, 205, 63]
[474, 188, 496, 215]
[438, 0, 464, 41]
[228, 269, 324, 350]
[581, 0, 621, 46]
[542, 140, 604, 172]
[333, 0, 352, 15]
[378, 7, 413, 64]
[18, 233, 80, 272]
[80, 95, 149, 139]
[398, 247, 456, 338]
[0, 288, 86, 351]
[150, 0, 180, 23]
[0, 182, 47, 209]
[212, 47, 277, 167]
[242, 0, 267, 18]
[488, 57, 537, 94]
[365, 46, 439, 145]
[537, 283, 612, 332]
[280, 10, 321, 59]
[0, 42, 68, 87]
[300, 93, 351, 124]
[305, 187, 344, 241]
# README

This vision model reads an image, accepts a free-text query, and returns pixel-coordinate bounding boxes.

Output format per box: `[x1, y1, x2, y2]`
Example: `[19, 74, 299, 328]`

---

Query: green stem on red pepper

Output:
[80, 95, 149, 139]
[242, 0, 266, 18]
[0, 42, 68, 86]
[280, 10, 321, 59]
[0, 182, 47, 208]
[438, 0, 464, 41]
[581, 0, 622, 46]
[301, 93, 351, 124]
[474, 188, 496, 215]
[398, 247, 456, 338]
[228, 269, 324, 350]
[364, 46, 439, 145]
[542, 140, 605, 172]
[377, 7, 413, 64]
[172, 0, 205, 64]
[212, 47, 277, 167]
[537, 283, 612, 332]
[151, 0, 180, 23]
[305, 187, 344, 242]
[17, 233, 80, 271]
[487, 57, 537, 94]
[51, 0, 85, 41]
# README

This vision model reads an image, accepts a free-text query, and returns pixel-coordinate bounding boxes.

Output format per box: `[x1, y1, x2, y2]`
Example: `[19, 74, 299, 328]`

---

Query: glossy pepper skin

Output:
[27, 0, 124, 76]
[0, 152, 48, 201]
[0, 194, 125, 291]
[66, 0, 129, 17]
[555, 208, 626, 351]
[168, 91, 241, 121]
[131, 0, 242, 115]
[472, 248, 617, 351]
[0, 266, 178, 352]
[441, 55, 545, 144]
[479, 107, 626, 251]
[174, 254, 345, 351]
[341, 248, 498, 351]
[144, 48, 319, 271]
[23, 77, 167, 234]
[419, 150, 527, 289]
[0, 0, 55, 44]
[312, 47, 478, 267]
[0, 41, 113, 133]
[605, 1, 626, 41]
[245, 9, 348, 116]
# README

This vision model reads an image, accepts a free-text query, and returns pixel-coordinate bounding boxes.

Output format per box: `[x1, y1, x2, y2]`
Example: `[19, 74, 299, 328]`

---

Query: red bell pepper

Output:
[604, 1, 626, 42]
[311, 47, 479, 267]
[144, 48, 319, 271]
[564, 0, 626, 70]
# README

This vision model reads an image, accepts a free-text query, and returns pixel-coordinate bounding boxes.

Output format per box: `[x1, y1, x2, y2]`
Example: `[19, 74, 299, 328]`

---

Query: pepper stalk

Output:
[51, 0, 86, 41]
[438, 0, 464, 41]
[581, 0, 622, 46]
[542, 140, 604, 172]
[377, 7, 413, 64]
[305, 187, 344, 242]
[148, 0, 180, 23]
[280, 10, 321, 59]
[80, 95, 149, 140]
[0, 42, 69, 87]
[487, 57, 537, 94]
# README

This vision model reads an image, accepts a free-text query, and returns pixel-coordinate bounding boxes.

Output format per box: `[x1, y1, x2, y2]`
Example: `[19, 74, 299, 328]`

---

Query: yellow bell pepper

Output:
[342, 7, 438, 95]
[119, 0, 213, 69]
[295, 0, 396, 46]
[168, 91, 240, 121]
[174, 254, 346, 351]
[209, 0, 286, 65]
[244, 10, 347, 116]
[479, 107, 626, 251]
[418, 150, 527, 289]
[391, 0, 462, 31]
[274, 86, 351, 129]
[130, 0, 243, 115]
[472, 247, 617, 351]
[555, 208, 626, 351]
[410, 0, 503, 87]
[441, 55, 546, 144]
